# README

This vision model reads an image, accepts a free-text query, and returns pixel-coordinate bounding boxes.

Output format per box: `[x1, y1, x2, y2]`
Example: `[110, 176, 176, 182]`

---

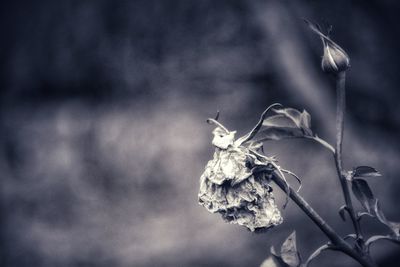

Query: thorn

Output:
[214, 110, 220, 121]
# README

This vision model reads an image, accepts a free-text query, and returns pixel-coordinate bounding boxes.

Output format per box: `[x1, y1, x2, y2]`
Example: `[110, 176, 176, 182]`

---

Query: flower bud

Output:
[304, 20, 350, 74]
[321, 42, 350, 74]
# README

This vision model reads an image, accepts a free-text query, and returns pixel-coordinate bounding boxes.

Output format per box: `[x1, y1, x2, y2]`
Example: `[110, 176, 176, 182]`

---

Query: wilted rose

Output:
[198, 126, 283, 232]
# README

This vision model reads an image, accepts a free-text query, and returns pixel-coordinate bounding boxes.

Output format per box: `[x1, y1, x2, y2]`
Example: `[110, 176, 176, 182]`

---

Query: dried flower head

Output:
[198, 108, 285, 232]
[305, 20, 350, 74]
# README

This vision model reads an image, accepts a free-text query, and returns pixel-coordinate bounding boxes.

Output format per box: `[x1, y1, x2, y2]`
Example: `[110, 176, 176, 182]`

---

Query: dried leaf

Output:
[353, 166, 382, 178]
[280, 231, 301, 267]
[351, 179, 375, 213]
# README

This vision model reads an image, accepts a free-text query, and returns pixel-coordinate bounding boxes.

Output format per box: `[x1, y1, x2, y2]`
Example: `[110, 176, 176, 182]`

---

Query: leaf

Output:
[265, 232, 302, 267]
[255, 106, 334, 152]
[350, 177, 400, 238]
[265, 246, 290, 267]
[303, 244, 332, 267]
[351, 179, 375, 213]
[365, 235, 400, 252]
[272, 108, 312, 134]
[258, 107, 314, 142]
[372, 199, 400, 238]
[280, 231, 301, 267]
[357, 212, 374, 221]
[253, 127, 306, 142]
[353, 166, 382, 178]
[236, 103, 282, 146]
[260, 256, 289, 267]
[303, 19, 348, 57]
[263, 115, 298, 128]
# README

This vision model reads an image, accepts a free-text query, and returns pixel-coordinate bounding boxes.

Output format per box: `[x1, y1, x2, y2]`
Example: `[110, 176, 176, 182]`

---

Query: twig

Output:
[271, 171, 378, 267]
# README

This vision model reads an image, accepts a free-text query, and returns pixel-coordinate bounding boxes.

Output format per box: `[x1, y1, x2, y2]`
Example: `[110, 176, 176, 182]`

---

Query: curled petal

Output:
[199, 146, 283, 231]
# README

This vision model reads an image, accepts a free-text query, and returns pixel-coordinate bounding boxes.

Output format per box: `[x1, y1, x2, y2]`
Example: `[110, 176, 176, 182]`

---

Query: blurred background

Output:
[1, 0, 400, 266]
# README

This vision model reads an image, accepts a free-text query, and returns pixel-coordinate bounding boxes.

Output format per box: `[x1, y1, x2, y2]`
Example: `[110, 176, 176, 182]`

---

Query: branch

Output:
[271, 171, 378, 267]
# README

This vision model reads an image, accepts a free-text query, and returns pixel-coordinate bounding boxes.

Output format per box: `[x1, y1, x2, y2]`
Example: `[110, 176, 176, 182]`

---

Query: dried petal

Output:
[199, 141, 283, 231]
[212, 127, 236, 149]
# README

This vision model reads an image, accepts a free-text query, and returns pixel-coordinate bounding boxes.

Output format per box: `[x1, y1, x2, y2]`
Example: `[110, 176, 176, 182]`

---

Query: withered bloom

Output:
[198, 112, 283, 232]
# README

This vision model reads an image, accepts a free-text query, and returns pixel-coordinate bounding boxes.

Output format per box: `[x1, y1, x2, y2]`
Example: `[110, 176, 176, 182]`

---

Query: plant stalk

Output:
[334, 71, 363, 239]
[272, 172, 377, 267]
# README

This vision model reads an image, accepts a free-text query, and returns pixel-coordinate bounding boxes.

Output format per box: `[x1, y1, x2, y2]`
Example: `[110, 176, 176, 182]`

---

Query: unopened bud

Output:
[321, 42, 350, 74]
[304, 20, 350, 74]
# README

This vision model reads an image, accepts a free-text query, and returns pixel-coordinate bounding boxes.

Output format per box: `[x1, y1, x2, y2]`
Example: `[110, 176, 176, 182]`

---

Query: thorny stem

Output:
[334, 72, 363, 241]
[271, 172, 378, 267]
[268, 71, 379, 267]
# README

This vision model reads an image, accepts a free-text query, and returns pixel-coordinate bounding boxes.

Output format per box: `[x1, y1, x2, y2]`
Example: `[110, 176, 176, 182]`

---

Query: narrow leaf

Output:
[353, 166, 382, 178]
[280, 231, 301, 267]
[351, 179, 375, 213]
[303, 19, 348, 55]
[304, 244, 332, 267]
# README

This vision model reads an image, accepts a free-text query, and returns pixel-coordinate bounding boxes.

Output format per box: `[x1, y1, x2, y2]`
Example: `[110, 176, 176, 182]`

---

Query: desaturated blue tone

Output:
[1, 1, 400, 266]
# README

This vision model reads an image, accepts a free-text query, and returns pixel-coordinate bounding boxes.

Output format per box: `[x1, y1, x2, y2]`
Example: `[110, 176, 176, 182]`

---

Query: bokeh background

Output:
[1, 0, 400, 266]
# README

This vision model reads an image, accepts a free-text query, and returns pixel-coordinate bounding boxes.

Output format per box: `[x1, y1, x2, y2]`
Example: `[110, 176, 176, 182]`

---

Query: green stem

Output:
[334, 72, 363, 239]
